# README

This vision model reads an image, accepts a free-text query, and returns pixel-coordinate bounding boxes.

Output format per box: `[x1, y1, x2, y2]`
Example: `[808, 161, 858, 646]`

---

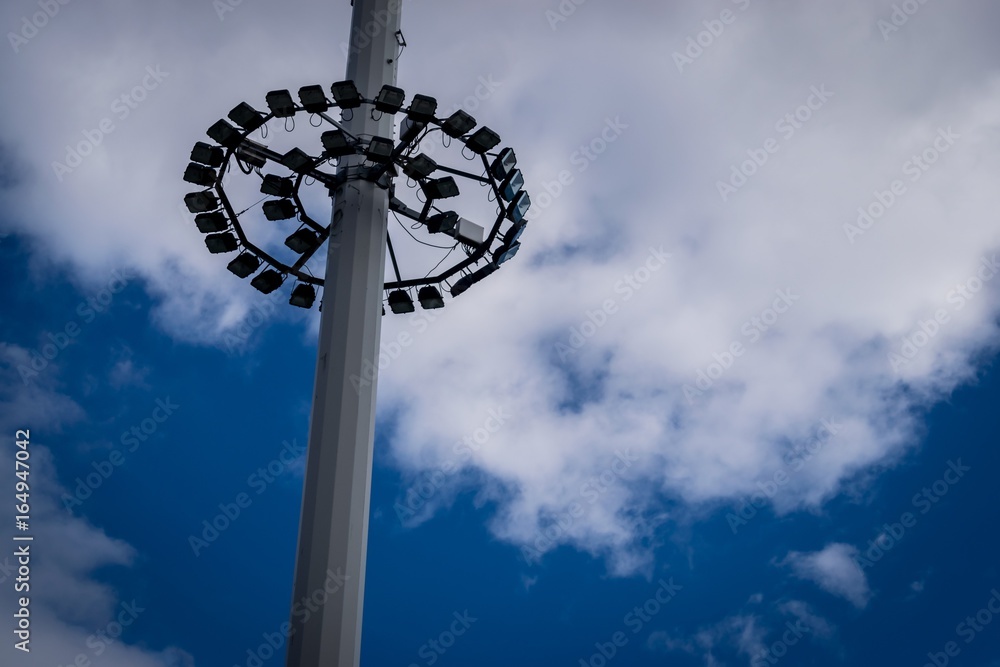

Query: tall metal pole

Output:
[286, 1, 400, 665]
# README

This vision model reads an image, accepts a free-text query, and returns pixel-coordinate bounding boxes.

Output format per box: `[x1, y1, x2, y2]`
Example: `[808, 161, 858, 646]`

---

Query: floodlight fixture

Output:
[229, 102, 266, 132]
[330, 80, 362, 109]
[507, 191, 531, 224]
[500, 169, 524, 201]
[207, 119, 242, 149]
[298, 85, 330, 113]
[417, 286, 444, 310]
[236, 140, 268, 168]
[450, 263, 498, 297]
[321, 130, 354, 157]
[491, 148, 517, 180]
[366, 136, 395, 163]
[251, 269, 283, 294]
[227, 252, 261, 278]
[426, 211, 458, 235]
[266, 89, 297, 118]
[205, 232, 238, 254]
[402, 154, 436, 179]
[442, 110, 476, 138]
[290, 284, 317, 309]
[466, 126, 501, 154]
[374, 85, 405, 113]
[190, 142, 224, 167]
[493, 241, 520, 265]
[422, 176, 459, 200]
[184, 191, 219, 213]
[195, 212, 228, 234]
[285, 229, 320, 254]
[282, 148, 315, 173]
[503, 220, 527, 246]
[263, 199, 296, 221]
[387, 290, 415, 314]
[184, 163, 217, 187]
[261, 174, 295, 198]
[400, 117, 425, 145]
[406, 94, 437, 122]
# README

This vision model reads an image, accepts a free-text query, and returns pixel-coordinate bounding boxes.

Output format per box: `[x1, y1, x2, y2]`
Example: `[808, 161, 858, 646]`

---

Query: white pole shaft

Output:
[286, 1, 400, 665]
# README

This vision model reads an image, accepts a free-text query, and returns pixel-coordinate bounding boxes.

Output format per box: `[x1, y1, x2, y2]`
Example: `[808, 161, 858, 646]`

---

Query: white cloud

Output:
[781, 543, 871, 608]
[4, 0, 1000, 576]
[649, 613, 767, 666]
[0, 350, 193, 667]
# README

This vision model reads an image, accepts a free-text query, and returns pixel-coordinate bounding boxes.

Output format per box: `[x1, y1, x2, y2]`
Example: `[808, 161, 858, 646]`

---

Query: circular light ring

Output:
[184, 83, 530, 306]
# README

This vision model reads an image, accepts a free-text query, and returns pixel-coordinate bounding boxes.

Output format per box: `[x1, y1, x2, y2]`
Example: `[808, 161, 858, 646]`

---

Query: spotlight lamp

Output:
[330, 80, 363, 109]
[500, 169, 524, 201]
[185, 191, 219, 213]
[229, 102, 266, 132]
[491, 148, 517, 180]
[251, 269, 284, 294]
[441, 110, 476, 138]
[207, 119, 242, 149]
[184, 163, 217, 187]
[298, 85, 330, 113]
[282, 148, 315, 173]
[402, 154, 436, 180]
[190, 142, 224, 167]
[263, 199, 297, 221]
[290, 283, 317, 309]
[366, 136, 395, 163]
[266, 89, 297, 118]
[466, 126, 501, 154]
[406, 94, 437, 122]
[183, 80, 530, 311]
[422, 176, 459, 200]
[205, 232, 238, 254]
[285, 229, 320, 254]
[503, 220, 527, 246]
[493, 241, 520, 266]
[227, 252, 261, 278]
[387, 290, 415, 314]
[374, 85, 405, 114]
[195, 212, 229, 234]
[321, 130, 354, 158]
[261, 174, 295, 198]
[507, 191, 531, 224]
[417, 286, 444, 309]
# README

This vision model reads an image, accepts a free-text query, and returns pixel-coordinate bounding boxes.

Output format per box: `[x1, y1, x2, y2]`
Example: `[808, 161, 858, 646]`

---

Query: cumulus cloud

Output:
[4, 0, 1000, 576]
[781, 543, 871, 608]
[649, 613, 767, 666]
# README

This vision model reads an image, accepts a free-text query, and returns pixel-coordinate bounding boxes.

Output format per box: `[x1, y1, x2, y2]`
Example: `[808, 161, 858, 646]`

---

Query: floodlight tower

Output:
[180, 0, 531, 664]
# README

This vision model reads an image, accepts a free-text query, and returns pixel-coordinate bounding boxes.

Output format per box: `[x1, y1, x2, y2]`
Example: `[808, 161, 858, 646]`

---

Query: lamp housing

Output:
[227, 252, 260, 278]
[374, 85, 405, 113]
[190, 142, 224, 167]
[263, 199, 296, 221]
[388, 290, 415, 314]
[251, 270, 283, 294]
[228, 102, 265, 131]
[265, 89, 296, 118]
[442, 110, 476, 138]
[298, 85, 330, 113]
[195, 212, 228, 234]
[205, 232, 238, 254]
[330, 81, 362, 109]
[289, 284, 317, 309]
[466, 127, 501, 154]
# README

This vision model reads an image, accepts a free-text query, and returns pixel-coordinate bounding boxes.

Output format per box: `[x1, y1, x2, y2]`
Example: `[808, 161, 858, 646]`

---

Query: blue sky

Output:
[3, 1, 1000, 666]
